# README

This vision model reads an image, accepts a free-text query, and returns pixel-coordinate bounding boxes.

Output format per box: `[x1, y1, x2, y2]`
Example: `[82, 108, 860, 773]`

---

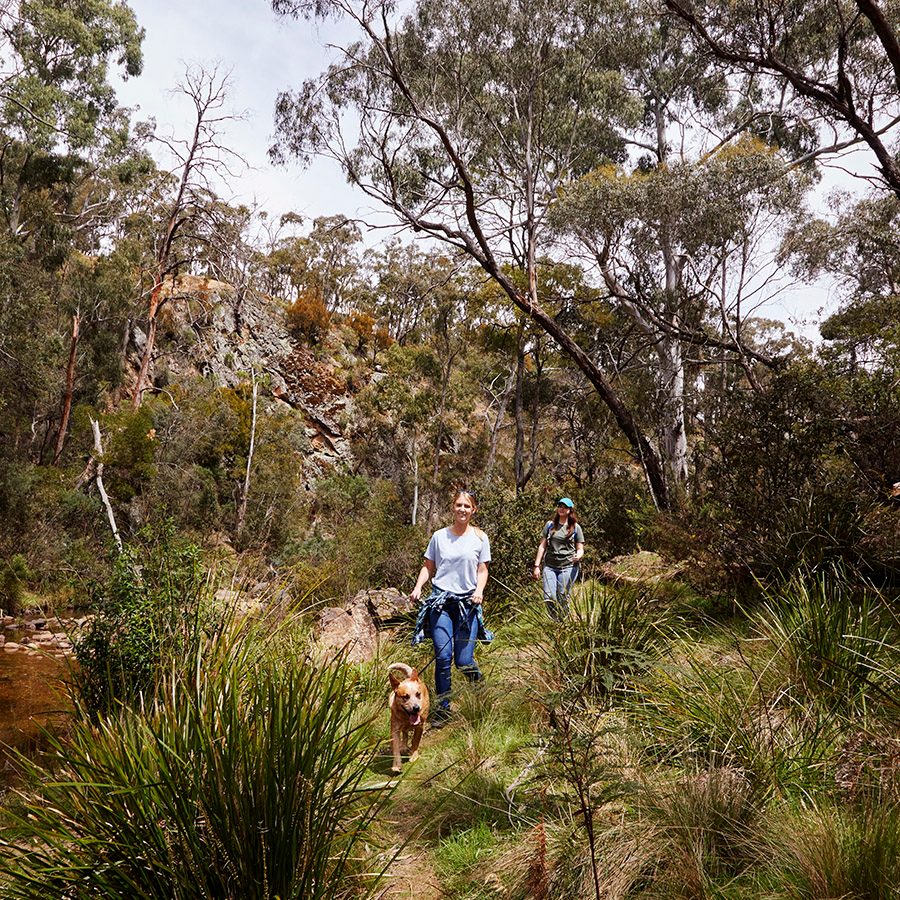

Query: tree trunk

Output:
[656, 335, 688, 488]
[235, 369, 258, 541]
[53, 312, 80, 466]
[514, 327, 540, 492]
[131, 281, 163, 409]
[90, 417, 123, 553]
[409, 430, 419, 526]
[484, 365, 516, 480]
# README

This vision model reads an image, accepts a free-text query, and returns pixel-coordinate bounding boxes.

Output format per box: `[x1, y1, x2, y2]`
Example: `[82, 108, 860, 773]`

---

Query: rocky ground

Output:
[0, 613, 88, 657]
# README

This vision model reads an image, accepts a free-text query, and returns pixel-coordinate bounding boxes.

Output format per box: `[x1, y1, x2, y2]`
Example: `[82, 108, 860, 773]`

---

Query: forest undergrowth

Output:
[4, 557, 897, 899]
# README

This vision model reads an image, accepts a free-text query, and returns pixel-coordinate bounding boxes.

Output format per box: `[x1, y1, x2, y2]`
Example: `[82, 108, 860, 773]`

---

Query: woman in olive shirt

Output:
[532, 497, 584, 618]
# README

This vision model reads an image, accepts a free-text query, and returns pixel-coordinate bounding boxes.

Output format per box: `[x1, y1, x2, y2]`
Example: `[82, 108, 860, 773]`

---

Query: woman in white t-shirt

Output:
[410, 489, 491, 725]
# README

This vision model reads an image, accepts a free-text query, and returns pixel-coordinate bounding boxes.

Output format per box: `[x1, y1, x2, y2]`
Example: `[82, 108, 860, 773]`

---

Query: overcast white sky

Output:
[114, 0, 363, 222]
[113, 0, 874, 338]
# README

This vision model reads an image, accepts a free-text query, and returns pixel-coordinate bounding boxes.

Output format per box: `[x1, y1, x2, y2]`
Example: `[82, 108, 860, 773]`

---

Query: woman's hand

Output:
[531, 564, 541, 581]
[471, 593, 483, 605]
[411, 560, 435, 603]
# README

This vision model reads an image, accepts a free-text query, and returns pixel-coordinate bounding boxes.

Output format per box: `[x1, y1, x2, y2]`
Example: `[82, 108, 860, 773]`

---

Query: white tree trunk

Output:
[656, 336, 689, 488]
[90, 418, 123, 553]
[235, 369, 258, 540]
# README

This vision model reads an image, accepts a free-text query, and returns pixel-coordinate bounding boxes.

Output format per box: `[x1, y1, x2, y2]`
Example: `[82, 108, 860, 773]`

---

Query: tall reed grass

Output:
[0, 620, 385, 899]
[755, 568, 898, 717]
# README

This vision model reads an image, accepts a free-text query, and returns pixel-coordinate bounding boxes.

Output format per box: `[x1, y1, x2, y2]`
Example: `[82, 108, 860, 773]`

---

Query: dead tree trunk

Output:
[90, 417, 123, 553]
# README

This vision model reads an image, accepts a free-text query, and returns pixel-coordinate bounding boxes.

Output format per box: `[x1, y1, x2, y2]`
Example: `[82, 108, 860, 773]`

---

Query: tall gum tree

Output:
[664, 0, 900, 199]
[554, 140, 808, 489]
[271, 0, 678, 508]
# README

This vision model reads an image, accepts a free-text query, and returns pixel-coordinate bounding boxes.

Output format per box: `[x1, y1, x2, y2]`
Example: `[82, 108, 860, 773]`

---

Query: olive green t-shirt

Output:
[543, 522, 585, 568]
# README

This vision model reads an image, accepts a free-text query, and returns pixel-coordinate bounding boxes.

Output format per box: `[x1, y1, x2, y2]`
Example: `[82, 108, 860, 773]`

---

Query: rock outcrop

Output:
[126, 274, 356, 479]
[315, 587, 414, 663]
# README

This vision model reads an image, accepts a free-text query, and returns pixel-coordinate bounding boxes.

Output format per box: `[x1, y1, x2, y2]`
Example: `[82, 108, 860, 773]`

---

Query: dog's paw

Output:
[390, 765, 402, 775]
[409, 750, 419, 763]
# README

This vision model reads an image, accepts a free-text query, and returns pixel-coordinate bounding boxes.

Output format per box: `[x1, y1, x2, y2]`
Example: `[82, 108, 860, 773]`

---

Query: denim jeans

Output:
[542, 564, 578, 618]
[429, 601, 482, 710]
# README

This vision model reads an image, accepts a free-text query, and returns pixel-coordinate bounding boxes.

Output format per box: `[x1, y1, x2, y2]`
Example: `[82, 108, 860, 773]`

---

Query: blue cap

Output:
[557, 497, 574, 508]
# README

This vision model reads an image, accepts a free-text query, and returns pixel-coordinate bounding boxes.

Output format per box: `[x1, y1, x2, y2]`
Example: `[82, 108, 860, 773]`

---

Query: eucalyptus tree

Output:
[271, 0, 682, 508]
[0, 0, 144, 456]
[555, 140, 807, 486]
[664, 0, 900, 199]
[0, 0, 143, 238]
[547, 4, 810, 489]
[786, 190, 900, 368]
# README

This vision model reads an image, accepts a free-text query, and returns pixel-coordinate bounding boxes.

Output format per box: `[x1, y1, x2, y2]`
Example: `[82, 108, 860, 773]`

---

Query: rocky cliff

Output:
[127, 274, 356, 479]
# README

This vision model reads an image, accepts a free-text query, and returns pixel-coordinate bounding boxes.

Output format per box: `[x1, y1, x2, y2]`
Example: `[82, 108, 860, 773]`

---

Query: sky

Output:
[114, 0, 364, 222]
[112, 0, 875, 339]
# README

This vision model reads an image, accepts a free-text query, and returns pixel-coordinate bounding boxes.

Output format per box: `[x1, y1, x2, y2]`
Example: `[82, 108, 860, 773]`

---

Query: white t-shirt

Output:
[425, 527, 491, 594]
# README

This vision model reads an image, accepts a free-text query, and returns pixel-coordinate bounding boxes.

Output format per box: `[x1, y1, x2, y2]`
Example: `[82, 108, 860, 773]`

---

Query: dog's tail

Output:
[387, 661, 414, 678]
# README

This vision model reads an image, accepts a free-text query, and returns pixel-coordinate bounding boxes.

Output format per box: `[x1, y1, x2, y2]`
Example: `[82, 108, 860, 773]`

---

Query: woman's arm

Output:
[410, 558, 436, 602]
[472, 562, 489, 604]
[574, 542, 585, 563]
[532, 536, 547, 580]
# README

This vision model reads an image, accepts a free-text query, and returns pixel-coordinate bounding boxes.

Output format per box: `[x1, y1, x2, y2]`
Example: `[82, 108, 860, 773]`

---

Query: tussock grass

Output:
[765, 799, 900, 899]
[755, 568, 900, 717]
[0, 616, 387, 899]
[522, 581, 671, 704]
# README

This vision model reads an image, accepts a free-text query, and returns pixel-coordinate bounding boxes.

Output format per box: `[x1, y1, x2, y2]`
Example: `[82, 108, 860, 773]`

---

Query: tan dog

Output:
[388, 662, 430, 774]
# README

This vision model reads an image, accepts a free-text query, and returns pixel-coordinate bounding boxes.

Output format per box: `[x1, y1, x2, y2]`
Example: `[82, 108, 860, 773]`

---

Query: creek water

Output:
[0, 651, 69, 787]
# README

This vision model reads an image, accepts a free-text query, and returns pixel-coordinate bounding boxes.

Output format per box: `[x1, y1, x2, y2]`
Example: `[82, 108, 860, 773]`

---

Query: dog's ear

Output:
[410, 668, 419, 681]
[389, 671, 401, 689]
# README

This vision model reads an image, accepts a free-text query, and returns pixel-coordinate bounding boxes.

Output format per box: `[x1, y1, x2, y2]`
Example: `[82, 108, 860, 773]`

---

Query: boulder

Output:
[316, 603, 379, 663]
[362, 588, 415, 626]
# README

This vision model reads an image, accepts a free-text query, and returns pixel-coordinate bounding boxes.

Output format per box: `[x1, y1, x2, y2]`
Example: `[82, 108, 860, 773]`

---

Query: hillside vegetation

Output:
[1, 0, 900, 897]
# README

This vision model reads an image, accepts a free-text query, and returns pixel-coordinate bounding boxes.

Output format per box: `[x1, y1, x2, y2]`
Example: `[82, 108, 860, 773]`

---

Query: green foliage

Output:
[633, 641, 841, 799]
[0, 554, 31, 616]
[756, 568, 900, 717]
[289, 477, 423, 599]
[72, 523, 208, 715]
[478, 488, 548, 597]
[104, 404, 157, 500]
[434, 822, 497, 894]
[766, 800, 900, 900]
[529, 582, 669, 703]
[0, 623, 384, 899]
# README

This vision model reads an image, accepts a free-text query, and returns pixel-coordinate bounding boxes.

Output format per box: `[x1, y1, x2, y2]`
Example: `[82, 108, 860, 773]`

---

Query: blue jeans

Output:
[429, 601, 482, 710]
[542, 565, 578, 618]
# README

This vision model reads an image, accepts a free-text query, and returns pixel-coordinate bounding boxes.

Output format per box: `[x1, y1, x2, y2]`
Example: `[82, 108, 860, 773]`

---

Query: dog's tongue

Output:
[409, 712, 421, 726]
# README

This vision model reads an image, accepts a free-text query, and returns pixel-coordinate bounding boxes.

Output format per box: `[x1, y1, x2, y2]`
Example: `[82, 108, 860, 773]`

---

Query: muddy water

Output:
[0, 651, 69, 786]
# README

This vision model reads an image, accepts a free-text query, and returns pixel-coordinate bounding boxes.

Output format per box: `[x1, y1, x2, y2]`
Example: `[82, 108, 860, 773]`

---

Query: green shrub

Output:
[0, 554, 30, 616]
[528, 582, 670, 703]
[72, 523, 209, 715]
[0, 625, 385, 899]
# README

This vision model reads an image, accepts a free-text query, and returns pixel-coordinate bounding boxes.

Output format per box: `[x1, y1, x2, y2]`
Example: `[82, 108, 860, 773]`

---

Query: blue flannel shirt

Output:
[411, 588, 494, 646]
